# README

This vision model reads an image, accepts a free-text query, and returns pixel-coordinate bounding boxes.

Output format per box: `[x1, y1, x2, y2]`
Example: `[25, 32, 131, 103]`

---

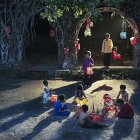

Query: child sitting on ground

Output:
[102, 94, 117, 117]
[73, 84, 87, 105]
[116, 84, 129, 102]
[74, 104, 106, 128]
[54, 94, 70, 116]
[42, 80, 52, 107]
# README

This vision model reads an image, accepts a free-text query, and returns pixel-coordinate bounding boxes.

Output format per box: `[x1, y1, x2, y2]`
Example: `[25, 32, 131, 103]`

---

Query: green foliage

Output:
[41, 0, 125, 22]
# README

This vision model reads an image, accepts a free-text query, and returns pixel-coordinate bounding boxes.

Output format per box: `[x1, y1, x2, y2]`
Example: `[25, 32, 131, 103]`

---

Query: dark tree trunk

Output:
[55, 12, 90, 69]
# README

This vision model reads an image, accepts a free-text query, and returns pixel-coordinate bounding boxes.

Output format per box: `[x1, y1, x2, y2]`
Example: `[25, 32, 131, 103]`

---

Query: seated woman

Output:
[73, 84, 87, 106]
[54, 94, 70, 116]
[116, 99, 134, 119]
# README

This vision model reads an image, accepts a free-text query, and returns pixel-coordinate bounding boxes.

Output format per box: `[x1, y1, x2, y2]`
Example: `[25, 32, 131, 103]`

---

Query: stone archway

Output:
[96, 7, 139, 68]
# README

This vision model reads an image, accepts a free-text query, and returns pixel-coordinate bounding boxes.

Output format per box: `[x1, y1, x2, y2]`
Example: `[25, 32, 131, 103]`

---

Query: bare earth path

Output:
[0, 78, 140, 140]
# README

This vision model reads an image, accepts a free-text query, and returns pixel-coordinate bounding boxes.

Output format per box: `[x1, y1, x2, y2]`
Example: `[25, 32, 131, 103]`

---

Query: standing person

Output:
[82, 51, 94, 87]
[116, 84, 129, 102]
[101, 33, 113, 69]
[42, 80, 52, 108]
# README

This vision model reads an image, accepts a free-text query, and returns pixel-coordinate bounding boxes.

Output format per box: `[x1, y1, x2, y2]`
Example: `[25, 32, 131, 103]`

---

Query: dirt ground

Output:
[0, 78, 140, 140]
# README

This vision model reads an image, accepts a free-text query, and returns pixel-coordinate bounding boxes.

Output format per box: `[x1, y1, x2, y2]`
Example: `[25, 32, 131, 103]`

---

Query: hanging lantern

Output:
[89, 22, 93, 27]
[86, 19, 91, 27]
[130, 37, 137, 46]
[77, 44, 80, 50]
[75, 43, 80, 50]
[50, 30, 55, 37]
[64, 48, 69, 55]
[120, 32, 127, 39]
[112, 50, 121, 60]
[74, 38, 79, 44]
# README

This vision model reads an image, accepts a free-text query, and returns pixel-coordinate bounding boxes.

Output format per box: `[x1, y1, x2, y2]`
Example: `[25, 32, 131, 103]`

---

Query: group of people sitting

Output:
[42, 79, 134, 128]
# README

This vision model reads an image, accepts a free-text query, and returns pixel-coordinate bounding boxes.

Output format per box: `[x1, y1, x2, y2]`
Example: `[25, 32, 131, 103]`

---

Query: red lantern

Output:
[64, 48, 69, 55]
[112, 50, 121, 60]
[50, 30, 55, 37]
[130, 37, 137, 46]
[77, 44, 80, 50]
[75, 43, 80, 50]
[86, 19, 91, 27]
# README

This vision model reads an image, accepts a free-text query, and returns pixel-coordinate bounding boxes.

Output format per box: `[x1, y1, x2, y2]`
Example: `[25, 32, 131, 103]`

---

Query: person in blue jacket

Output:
[54, 94, 70, 116]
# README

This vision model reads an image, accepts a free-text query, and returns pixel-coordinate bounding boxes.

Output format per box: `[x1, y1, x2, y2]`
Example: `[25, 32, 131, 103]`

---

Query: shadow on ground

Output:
[110, 118, 134, 140]
[21, 110, 69, 140]
[129, 81, 140, 140]
[91, 84, 113, 94]
[0, 82, 80, 134]
[0, 78, 23, 91]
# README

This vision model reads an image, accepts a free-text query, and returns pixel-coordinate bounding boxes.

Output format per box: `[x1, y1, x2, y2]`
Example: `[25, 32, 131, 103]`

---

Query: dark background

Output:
[26, 12, 133, 66]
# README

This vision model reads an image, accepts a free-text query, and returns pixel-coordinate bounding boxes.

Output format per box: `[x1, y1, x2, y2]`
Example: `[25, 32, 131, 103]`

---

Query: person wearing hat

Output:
[101, 33, 113, 69]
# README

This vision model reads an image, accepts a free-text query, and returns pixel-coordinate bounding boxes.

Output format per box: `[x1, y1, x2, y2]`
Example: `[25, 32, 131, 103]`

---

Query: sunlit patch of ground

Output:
[0, 79, 140, 140]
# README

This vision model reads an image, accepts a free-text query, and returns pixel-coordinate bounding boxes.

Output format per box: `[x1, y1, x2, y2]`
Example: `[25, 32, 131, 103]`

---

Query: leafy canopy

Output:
[41, 0, 125, 22]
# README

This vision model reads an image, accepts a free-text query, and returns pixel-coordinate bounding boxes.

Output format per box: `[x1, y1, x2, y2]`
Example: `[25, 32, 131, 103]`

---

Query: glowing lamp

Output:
[89, 22, 93, 27]
[50, 94, 57, 102]
[130, 37, 137, 46]
[64, 48, 69, 55]
[75, 38, 79, 44]
[120, 32, 126, 39]
[112, 50, 121, 60]
[86, 19, 91, 26]
[75, 43, 80, 50]
[50, 30, 55, 37]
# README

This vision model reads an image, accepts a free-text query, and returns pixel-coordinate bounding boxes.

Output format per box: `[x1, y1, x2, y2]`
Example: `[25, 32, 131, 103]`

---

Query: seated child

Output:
[116, 99, 134, 119]
[42, 80, 52, 107]
[102, 94, 117, 117]
[73, 84, 87, 105]
[54, 94, 70, 116]
[116, 84, 129, 102]
[76, 105, 106, 128]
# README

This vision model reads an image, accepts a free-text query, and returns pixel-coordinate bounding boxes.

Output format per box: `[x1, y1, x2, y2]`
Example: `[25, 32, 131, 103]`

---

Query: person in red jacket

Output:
[116, 99, 134, 119]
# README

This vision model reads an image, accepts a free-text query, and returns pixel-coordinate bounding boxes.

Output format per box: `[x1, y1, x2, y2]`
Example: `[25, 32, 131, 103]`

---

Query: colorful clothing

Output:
[101, 39, 113, 66]
[82, 57, 94, 71]
[118, 103, 134, 119]
[54, 101, 70, 116]
[42, 86, 51, 104]
[101, 39, 113, 53]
